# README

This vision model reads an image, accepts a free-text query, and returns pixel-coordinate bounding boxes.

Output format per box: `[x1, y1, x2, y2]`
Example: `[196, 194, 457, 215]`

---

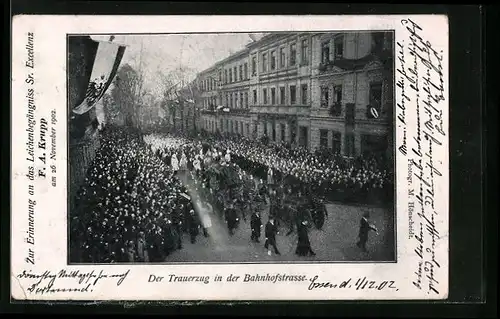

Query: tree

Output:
[111, 63, 147, 128]
[102, 93, 120, 125]
[155, 66, 197, 131]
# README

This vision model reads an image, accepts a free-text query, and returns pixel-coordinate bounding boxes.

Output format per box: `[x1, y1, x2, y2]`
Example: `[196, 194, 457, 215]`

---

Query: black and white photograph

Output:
[67, 31, 396, 264]
[12, 13, 450, 301]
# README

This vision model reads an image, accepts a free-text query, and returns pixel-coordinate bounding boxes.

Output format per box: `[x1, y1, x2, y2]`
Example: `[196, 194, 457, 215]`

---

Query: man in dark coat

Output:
[250, 211, 262, 242]
[225, 203, 238, 236]
[356, 211, 378, 252]
[264, 217, 280, 255]
[187, 209, 200, 244]
[295, 220, 316, 256]
[171, 209, 183, 250]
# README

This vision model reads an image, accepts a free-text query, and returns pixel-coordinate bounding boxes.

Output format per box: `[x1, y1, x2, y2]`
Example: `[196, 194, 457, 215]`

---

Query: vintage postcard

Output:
[11, 15, 449, 301]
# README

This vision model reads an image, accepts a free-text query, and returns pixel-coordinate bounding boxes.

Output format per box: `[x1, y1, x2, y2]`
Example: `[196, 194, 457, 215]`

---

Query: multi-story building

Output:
[198, 48, 252, 136]
[197, 31, 393, 159]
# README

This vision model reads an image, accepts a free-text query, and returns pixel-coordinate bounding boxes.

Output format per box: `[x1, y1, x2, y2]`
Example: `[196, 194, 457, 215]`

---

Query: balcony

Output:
[200, 107, 250, 116]
[251, 104, 311, 117]
[318, 54, 382, 73]
[228, 108, 251, 115]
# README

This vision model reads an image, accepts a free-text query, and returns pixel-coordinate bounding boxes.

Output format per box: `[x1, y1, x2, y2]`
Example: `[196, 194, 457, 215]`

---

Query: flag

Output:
[70, 36, 126, 115]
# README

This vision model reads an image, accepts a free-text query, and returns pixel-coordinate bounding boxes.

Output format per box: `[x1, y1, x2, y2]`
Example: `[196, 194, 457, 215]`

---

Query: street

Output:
[166, 196, 395, 263]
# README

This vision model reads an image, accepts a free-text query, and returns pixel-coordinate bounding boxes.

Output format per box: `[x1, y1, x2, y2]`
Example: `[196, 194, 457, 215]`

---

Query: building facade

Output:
[197, 31, 393, 159]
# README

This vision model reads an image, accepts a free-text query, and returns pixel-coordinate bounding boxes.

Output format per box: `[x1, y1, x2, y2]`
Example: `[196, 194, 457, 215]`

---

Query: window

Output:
[272, 124, 276, 141]
[320, 129, 328, 148]
[334, 36, 344, 59]
[301, 39, 308, 64]
[280, 47, 286, 68]
[299, 126, 308, 148]
[225, 70, 228, 84]
[244, 92, 248, 108]
[372, 32, 385, 53]
[290, 85, 297, 105]
[229, 69, 232, 83]
[345, 132, 355, 157]
[219, 71, 222, 83]
[234, 93, 238, 108]
[334, 85, 342, 103]
[252, 57, 257, 75]
[229, 93, 233, 107]
[226, 93, 229, 106]
[244, 63, 248, 79]
[234, 67, 238, 82]
[262, 53, 268, 72]
[290, 43, 297, 66]
[383, 33, 392, 50]
[368, 82, 383, 118]
[263, 88, 268, 104]
[280, 123, 286, 142]
[271, 50, 276, 70]
[332, 131, 341, 154]
[246, 123, 250, 136]
[254, 123, 258, 135]
[345, 103, 355, 125]
[301, 84, 308, 105]
[239, 65, 243, 81]
[320, 86, 329, 108]
[263, 122, 268, 136]
[271, 88, 276, 105]
[321, 41, 330, 63]
[253, 89, 257, 104]
[280, 87, 286, 105]
[240, 93, 244, 108]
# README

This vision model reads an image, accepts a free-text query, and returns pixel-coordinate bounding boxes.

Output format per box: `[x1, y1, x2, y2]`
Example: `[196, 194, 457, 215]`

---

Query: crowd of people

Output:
[145, 130, 393, 204]
[70, 127, 201, 263]
[70, 126, 390, 263]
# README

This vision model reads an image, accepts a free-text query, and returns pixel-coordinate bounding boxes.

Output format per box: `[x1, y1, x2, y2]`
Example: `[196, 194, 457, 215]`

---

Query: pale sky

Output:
[91, 33, 266, 98]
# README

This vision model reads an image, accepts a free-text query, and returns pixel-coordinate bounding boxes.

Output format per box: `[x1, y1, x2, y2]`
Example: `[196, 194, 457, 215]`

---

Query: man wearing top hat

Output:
[264, 217, 281, 256]
[250, 210, 263, 243]
[357, 211, 378, 252]
[295, 219, 316, 257]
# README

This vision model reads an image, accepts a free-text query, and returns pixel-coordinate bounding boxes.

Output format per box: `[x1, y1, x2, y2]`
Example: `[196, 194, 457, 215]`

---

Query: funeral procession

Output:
[68, 32, 395, 264]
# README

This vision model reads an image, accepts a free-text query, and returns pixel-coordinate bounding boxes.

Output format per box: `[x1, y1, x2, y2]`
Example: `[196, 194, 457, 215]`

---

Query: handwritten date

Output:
[308, 275, 398, 291]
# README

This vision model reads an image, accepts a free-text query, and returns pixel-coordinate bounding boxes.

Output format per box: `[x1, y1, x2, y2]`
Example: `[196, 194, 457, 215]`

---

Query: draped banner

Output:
[71, 37, 126, 115]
